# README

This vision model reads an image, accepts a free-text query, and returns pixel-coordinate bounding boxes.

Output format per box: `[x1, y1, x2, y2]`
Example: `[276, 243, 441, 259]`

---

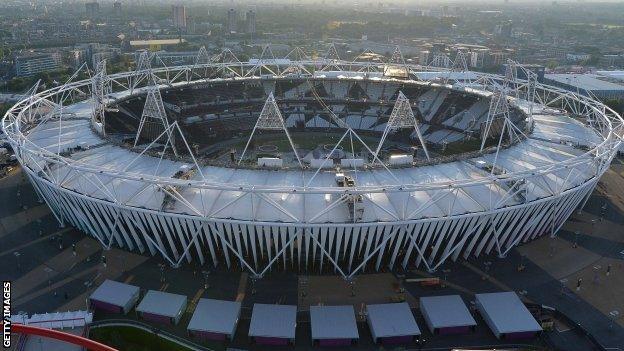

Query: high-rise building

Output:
[495, 20, 513, 38]
[172, 4, 187, 29]
[85, 1, 100, 18]
[226, 8, 238, 34]
[113, 1, 122, 17]
[245, 10, 256, 34]
[418, 50, 430, 66]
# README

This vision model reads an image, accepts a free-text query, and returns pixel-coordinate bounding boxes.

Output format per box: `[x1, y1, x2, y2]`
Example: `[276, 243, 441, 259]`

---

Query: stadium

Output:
[2, 47, 622, 279]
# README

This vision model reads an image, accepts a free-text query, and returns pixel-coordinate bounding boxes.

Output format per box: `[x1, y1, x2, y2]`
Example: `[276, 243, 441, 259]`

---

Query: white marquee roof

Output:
[187, 298, 241, 336]
[89, 279, 140, 308]
[366, 302, 420, 339]
[475, 292, 542, 335]
[419, 295, 476, 330]
[136, 290, 187, 318]
[310, 305, 359, 340]
[248, 304, 297, 339]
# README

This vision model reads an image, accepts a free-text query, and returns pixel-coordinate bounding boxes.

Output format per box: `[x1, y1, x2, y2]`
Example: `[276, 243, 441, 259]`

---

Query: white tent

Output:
[136, 290, 187, 325]
[187, 298, 241, 340]
[248, 304, 297, 345]
[419, 295, 476, 334]
[366, 302, 420, 344]
[475, 292, 542, 339]
[89, 279, 140, 314]
[310, 305, 359, 345]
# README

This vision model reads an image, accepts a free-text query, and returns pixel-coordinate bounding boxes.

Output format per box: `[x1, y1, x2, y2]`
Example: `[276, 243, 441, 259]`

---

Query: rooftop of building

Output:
[544, 73, 624, 91]
[129, 39, 186, 46]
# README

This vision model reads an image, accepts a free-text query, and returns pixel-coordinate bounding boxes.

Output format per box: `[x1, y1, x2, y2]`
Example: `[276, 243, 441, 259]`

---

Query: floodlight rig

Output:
[385, 45, 409, 77]
[319, 43, 342, 72]
[130, 51, 154, 94]
[350, 49, 379, 73]
[375, 91, 430, 161]
[248, 44, 281, 77]
[479, 65, 528, 173]
[189, 46, 212, 79]
[443, 51, 470, 85]
[91, 59, 111, 135]
[134, 81, 178, 156]
[510, 60, 538, 129]
[238, 92, 302, 167]
[430, 53, 452, 69]
[21, 79, 42, 126]
[195, 46, 210, 65]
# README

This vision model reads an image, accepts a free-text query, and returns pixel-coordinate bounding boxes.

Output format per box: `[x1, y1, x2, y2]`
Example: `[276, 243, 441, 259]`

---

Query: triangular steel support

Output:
[350, 49, 378, 73]
[248, 44, 280, 77]
[512, 60, 538, 129]
[190, 46, 212, 79]
[213, 48, 243, 77]
[92, 59, 111, 135]
[375, 91, 430, 160]
[443, 51, 469, 85]
[238, 92, 302, 167]
[131, 51, 154, 93]
[304, 79, 401, 185]
[21, 80, 42, 125]
[195, 46, 210, 65]
[134, 84, 178, 156]
[320, 43, 342, 71]
[430, 53, 452, 68]
[384, 46, 409, 78]
[285, 46, 309, 61]
[283, 47, 311, 76]
[480, 61, 529, 153]
[480, 91, 510, 152]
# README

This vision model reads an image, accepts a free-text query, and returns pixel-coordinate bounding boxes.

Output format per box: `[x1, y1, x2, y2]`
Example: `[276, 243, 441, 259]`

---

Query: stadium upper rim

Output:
[5, 50, 624, 275]
[2, 58, 621, 196]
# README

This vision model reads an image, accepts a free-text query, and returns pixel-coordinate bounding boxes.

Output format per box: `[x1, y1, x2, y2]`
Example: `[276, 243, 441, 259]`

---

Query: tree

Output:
[604, 98, 624, 115]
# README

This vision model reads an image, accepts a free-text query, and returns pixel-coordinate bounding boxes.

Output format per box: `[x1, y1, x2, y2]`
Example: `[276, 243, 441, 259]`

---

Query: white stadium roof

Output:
[24, 96, 599, 224]
[5, 61, 619, 276]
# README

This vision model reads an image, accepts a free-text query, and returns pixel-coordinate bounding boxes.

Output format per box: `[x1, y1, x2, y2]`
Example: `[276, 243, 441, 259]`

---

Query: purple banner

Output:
[254, 336, 289, 345]
[438, 326, 471, 335]
[191, 330, 227, 341]
[142, 312, 172, 325]
[380, 335, 414, 345]
[505, 331, 538, 340]
[90, 300, 122, 314]
[318, 338, 352, 346]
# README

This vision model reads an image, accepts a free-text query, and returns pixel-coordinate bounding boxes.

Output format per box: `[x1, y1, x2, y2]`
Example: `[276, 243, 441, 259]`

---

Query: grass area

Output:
[234, 131, 380, 154]
[89, 326, 194, 351]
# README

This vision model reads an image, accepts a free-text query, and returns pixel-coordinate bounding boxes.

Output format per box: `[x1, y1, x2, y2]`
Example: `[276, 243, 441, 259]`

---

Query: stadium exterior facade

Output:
[3, 49, 622, 279]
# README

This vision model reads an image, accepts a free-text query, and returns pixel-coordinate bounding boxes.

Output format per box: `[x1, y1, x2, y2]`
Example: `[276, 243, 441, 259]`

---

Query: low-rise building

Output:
[544, 73, 624, 100]
[14, 52, 62, 77]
